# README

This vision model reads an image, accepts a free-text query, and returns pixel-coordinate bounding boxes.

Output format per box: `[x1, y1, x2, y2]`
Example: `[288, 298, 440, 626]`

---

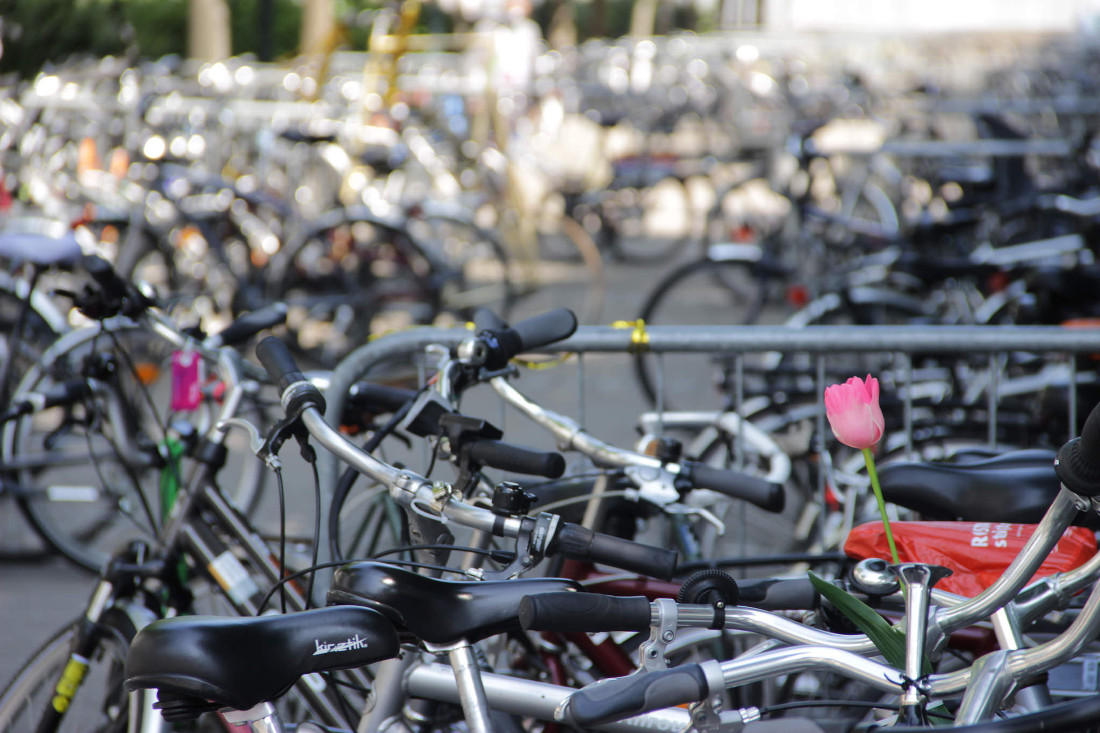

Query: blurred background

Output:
[7, 0, 1100, 702]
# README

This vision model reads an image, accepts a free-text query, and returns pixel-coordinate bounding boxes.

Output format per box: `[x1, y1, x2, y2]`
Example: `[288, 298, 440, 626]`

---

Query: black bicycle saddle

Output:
[877, 449, 1059, 523]
[327, 561, 582, 644]
[125, 605, 398, 720]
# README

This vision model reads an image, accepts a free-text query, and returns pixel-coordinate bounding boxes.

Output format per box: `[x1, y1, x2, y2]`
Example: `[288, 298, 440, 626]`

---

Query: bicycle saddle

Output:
[327, 561, 582, 644]
[0, 231, 82, 267]
[877, 449, 1059, 523]
[125, 606, 399, 720]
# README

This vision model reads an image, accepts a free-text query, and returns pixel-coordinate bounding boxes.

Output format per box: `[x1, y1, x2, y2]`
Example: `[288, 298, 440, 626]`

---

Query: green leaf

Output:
[808, 571, 908, 670]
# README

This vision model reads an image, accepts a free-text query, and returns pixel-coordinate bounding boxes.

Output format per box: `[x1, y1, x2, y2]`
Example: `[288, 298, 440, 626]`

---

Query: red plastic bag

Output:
[844, 521, 1097, 597]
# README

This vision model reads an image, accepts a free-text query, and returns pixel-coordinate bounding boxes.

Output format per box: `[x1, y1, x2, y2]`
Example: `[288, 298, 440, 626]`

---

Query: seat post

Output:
[428, 640, 494, 733]
[220, 702, 285, 732]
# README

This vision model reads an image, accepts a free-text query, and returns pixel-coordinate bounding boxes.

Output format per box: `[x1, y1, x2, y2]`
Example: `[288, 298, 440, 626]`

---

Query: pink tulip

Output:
[824, 374, 885, 450]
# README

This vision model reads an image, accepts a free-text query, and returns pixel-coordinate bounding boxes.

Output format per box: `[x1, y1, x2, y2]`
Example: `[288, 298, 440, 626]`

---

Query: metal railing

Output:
[312, 323, 1100, 574]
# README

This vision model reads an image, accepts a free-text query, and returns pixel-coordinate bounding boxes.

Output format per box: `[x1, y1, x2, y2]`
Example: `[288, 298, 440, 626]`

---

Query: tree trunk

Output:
[301, 0, 336, 57]
[189, 0, 231, 60]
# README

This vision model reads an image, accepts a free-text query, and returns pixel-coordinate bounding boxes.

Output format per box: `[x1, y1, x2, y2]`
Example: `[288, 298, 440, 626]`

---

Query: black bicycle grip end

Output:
[467, 440, 566, 478]
[1057, 400, 1100, 497]
[210, 303, 288, 348]
[255, 336, 309, 393]
[682, 462, 785, 513]
[737, 577, 819, 611]
[510, 308, 578, 352]
[519, 592, 652, 633]
[559, 665, 708, 727]
[551, 523, 678, 580]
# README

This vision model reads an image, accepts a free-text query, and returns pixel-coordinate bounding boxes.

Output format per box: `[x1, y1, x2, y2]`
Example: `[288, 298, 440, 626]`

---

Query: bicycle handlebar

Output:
[204, 303, 288, 349]
[0, 378, 95, 423]
[519, 592, 653, 633]
[256, 335, 311, 393]
[558, 664, 711, 727]
[491, 377, 786, 512]
[467, 439, 566, 479]
[475, 308, 578, 370]
[681, 460, 785, 513]
[346, 382, 420, 414]
[1056, 398, 1100, 497]
[258, 336, 677, 578]
[550, 523, 678, 580]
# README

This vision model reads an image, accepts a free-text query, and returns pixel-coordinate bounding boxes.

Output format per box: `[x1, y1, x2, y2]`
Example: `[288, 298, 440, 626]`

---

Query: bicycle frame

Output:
[26, 335, 364, 732]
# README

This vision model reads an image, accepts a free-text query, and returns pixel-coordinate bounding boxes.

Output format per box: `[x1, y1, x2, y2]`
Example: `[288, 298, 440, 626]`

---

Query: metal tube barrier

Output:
[315, 324, 1100, 602]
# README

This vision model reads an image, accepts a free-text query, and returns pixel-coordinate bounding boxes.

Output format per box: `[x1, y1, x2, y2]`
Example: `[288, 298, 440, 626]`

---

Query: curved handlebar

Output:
[467, 440, 566, 479]
[519, 592, 652, 633]
[682, 461, 785, 513]
[206, 303, 288, 349]
[550, 523, 678, 580]
[476, 308, 578, 369]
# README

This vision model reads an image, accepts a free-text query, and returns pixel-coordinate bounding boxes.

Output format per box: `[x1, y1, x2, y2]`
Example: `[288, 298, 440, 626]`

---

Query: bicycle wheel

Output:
[113, 216, 256, 335]
[633, 256, 777, 409]
[3, 320, 266, 572]
[269, 208, 448, 368]
[0, 608, 139, 733]
[405, 207, 517, 320]
[0, 278, 64, 407]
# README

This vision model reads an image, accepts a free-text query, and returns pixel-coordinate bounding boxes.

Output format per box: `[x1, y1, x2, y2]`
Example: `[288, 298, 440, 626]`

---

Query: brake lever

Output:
[217, 417, 282, 470]
[661, 503, 726, 535]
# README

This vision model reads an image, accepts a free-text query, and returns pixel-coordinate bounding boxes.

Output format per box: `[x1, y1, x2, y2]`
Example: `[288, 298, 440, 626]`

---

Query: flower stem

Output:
[863, 447, 900, 565]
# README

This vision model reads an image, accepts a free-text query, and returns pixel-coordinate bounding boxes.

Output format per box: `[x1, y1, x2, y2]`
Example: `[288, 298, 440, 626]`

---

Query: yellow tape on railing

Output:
[610, 319, 650, 354]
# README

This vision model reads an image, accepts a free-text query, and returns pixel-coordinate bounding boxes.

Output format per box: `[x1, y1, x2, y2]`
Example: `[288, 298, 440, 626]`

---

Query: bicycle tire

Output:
[0, 607, 142, 733]
[0, 279, 63, 407]
[267, 206, 450, 368]
[3, 320, 266, 572]
[405, 208, 518, 320]
[633, 257, 774, 409]
[113, 214, 259, 334]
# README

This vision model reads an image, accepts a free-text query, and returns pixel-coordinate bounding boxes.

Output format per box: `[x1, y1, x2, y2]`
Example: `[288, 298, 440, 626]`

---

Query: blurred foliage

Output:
[0, 0, 702, 79]
[0, 0, 301, 77]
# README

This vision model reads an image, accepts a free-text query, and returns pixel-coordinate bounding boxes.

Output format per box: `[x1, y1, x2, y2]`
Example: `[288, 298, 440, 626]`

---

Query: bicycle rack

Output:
[311, 323, 1100, 603]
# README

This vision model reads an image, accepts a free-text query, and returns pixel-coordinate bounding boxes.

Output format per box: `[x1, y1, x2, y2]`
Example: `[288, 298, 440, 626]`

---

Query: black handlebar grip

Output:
[560, 665, 708, 727]
[510, 308, 578, 352]
[519, 592, 651, 633]
[346, 382, 420, 413]
[683, 462, 785, 513]
[1057, 400, 1100, 497]
[210, 303, 288, 348]
[551, 523, 678, 580]
[467, 440, 566, 478]
[255, 336, 309, 393]
[737, 578, 819, 611]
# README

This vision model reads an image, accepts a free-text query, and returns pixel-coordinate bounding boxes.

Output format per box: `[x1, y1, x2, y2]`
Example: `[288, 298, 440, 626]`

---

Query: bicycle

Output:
[120, 350, 1100, 732]
[0, 254, 282, 571]
[0, 287, 379, 732]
